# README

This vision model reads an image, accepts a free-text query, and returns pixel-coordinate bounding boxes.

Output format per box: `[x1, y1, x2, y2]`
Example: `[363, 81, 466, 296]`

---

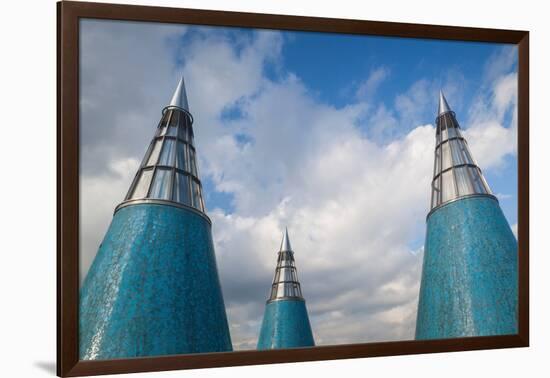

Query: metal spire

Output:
[429, 92, 493, 214]
[280, 227, 292, 252]
[168, 75, 189, 112]
[268, 229, 304, 302]
[438, 90, 451, 116]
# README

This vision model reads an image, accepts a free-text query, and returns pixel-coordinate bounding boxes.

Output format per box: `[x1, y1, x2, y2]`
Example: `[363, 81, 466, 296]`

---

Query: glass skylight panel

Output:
[189, 148, 198, 176]
[191, 180, 202, 210]
[447, 126, 458, 139]
[469, 167, 489, 194]
[166, 127, 177, 137]
[463, 144, 476, 165]
[174, 172, 190, 205]
[441, 123, 448, 141]
[178, 122, 188, 142]
[147, 140, 162, 166]
[455, 166, 474, 196]
[441, 170, 456, 203]
[176, 142, 187, 171]
[441, 142, 452, 171]
[150, 168, 172, 200]
[130, 168, 153, 199]
[450, 139, 465, 165]
[158, 139, 176, 166]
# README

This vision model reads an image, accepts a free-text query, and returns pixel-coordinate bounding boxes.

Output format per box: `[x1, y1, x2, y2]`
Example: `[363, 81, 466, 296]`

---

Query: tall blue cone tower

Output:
[415, 91, 518, 339]
[257, 229, 315, 349]
[80, 76, 233, 359]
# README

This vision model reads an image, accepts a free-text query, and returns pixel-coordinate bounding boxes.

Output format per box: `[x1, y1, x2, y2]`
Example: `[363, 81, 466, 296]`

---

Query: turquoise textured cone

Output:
[415, 92, 518, 339]
[257, 229, 315, 349]
[415, 196, 518, 339]
[79, 76, 232, 359]
[80, 204, 232, 358]
[257, 299, 315, 349]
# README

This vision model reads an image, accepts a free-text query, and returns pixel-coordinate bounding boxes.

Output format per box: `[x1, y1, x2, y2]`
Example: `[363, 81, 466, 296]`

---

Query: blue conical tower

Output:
[257, 229, 315, 349]
[415, 91, 518, 339]
[79, 76, 233, 359]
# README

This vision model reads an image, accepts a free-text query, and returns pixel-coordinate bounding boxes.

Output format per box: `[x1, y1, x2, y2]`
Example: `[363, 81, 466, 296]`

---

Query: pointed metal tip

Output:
[438, 90, 452, 116]
[280, 228, 293, 252]
[168, 75, 189, 112]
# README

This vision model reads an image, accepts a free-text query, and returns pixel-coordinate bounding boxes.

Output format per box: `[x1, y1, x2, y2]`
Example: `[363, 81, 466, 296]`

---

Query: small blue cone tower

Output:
[80, 76, 233, 359]
[257, 229, 315, 349]
[415, 91, 518, 339]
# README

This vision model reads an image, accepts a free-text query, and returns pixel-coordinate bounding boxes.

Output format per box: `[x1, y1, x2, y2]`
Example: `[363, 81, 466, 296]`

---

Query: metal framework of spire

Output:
[429, 91, 493, 213]
[268, 229, 304, 302]
[120, 75, 206, 214]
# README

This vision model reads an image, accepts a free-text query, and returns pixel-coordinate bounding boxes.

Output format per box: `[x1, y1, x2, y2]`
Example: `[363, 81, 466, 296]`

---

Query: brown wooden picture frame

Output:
[57, 1, 529, 376]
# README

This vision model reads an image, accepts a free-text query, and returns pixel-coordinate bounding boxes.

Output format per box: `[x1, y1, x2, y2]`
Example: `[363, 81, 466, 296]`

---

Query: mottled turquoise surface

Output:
[415, 196, 518, 340]
[257, 299, 315, 349]
[80, 203, 232, 360]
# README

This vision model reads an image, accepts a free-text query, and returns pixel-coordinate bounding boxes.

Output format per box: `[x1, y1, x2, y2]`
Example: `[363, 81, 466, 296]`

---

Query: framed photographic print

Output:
[57, 1, 529, 376]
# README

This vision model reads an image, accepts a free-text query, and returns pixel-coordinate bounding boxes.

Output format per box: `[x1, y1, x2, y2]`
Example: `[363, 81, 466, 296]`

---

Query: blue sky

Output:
[194, 27, 518, 233]
[283, 34, 490, 106]
[80, 19, 518, 349]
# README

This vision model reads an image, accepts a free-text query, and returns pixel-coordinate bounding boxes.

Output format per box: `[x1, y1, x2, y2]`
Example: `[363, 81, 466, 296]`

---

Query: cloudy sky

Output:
[79, 19, 518, 350]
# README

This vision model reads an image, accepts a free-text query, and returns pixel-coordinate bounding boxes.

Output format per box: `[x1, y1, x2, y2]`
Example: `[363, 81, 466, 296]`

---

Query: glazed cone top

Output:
[123, 75, 206, 213]
[268, 228, 305, 302]
[429, 91, 493, 213]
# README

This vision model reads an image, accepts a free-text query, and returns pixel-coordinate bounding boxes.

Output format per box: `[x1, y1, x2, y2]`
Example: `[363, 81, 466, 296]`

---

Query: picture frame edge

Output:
[57, 1, 530, 376]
